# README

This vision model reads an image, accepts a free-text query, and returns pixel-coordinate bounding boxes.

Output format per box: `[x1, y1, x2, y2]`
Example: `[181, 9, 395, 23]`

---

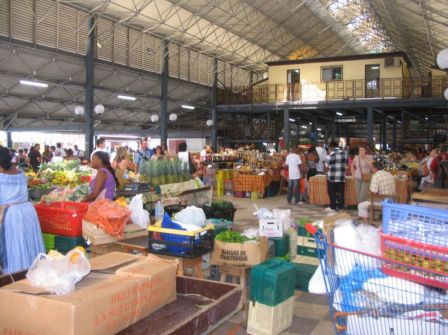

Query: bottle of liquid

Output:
[155, 201, 164, 222]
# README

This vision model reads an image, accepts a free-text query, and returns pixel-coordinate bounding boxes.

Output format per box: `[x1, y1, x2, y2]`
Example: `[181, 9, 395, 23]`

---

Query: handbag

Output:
[359, 157, 371, 182]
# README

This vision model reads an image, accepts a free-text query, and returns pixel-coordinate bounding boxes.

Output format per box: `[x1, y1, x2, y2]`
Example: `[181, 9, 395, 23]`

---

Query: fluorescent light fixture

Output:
[181, 104, 195, 110]
[301, 125, 307, 129]
[20, 79, 48, 88]
[309, 122, 313, 125]
[289, 118, 295, 122]
[317, 128, 322, 131]
[371, 66, 379, 70]
[424, 116, 429, 120]
[117, 95, 136, 101]
[336, 112, 343, 116]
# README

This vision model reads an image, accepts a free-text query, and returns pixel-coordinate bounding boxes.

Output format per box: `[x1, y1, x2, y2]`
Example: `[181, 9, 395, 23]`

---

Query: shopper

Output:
[85, 151, 117, 201]
[306, 146, 319, 180]
[326, 141, 347, 212]
[151, 145, 165, 161]
[350, 146, 374, 203]
[419, 148, 437, 190]
[284, 147, 302, 205]
[65, 149, 78, 161]
[90, 138, 107, 161]
[315, 141, 327, 175]
[112, 147, 135, 190]
[55, 142, 65, 158]
[0, 147, 45, 274]
[178, 142, 197, 177]
[74, 145, 84, 160]
[42, 145, 53, 164]
[357, 162, 396, 223]
[134, 137, 153, 173]
[28, 143, 42, 172]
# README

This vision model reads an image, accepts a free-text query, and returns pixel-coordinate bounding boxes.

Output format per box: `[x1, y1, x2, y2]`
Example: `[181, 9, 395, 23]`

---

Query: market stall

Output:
[232, 170, 272, 197]
[308, 175, 410, 206]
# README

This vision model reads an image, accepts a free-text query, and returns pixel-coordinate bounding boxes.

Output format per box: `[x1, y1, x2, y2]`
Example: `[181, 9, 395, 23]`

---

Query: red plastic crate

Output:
[380, 233, 448, 289]
[35, 202, 89, 237]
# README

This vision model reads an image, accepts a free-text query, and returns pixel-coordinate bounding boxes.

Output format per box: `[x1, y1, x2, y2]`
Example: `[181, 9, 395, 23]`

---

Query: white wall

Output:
[0, 131, 6, 146]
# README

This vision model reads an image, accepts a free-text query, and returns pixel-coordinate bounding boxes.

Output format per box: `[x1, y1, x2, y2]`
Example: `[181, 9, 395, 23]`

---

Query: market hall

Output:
[0, 0, 448, 334]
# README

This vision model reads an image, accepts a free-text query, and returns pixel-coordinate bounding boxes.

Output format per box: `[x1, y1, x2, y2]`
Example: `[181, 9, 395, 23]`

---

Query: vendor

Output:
[151, 145, 165, 161]
[112, 147, 135, 190]
[85, 151, 116, 201]
[0, 147, 45, 274]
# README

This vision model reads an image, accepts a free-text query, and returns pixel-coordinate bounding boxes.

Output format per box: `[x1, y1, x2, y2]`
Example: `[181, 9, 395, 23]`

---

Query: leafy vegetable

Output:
[211, 200, 234, 211]
[297, 217, 312, 227]
[215, 230, 254, 243]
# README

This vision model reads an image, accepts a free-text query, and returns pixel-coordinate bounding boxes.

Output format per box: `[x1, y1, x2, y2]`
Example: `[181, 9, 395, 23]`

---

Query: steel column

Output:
[160, 39, 169, 149]
[211, 58, 218, 151]
[312, 115, 317, 144]
[401, 110, 405, 151]
[367, 106, 374, 149]
[392, 116, 397, 150]
[284, 109, 290, 150]
[6, 131, 12, 148]
[84, 15, 95, 157]
[382, 113, 387, 151]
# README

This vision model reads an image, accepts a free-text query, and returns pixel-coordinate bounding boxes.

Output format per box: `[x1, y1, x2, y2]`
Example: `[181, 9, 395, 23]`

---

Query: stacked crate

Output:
[296, 225, 319, 262]
[269, 235, 290, 258]
[248, 259, 296, 335]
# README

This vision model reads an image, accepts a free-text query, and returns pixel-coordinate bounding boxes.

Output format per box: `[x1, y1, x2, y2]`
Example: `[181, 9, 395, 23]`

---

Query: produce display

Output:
[27, 161, 91, 189]
[139, 158, 190, 186]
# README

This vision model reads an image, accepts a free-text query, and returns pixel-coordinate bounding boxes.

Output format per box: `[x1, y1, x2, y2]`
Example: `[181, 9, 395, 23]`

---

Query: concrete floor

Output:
[206, 194, 358, 335]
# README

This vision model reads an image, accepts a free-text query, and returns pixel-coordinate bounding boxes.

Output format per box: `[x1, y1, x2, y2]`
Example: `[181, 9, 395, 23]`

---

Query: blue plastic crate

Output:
[382, 200, 448, 247]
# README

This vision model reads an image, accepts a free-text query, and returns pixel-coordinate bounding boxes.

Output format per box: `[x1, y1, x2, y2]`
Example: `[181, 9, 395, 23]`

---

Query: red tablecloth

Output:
[233, 172, 272, 194]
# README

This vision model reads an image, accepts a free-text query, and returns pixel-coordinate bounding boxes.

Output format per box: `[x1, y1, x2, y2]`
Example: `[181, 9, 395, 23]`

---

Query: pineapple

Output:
[166, 158, 175, 185]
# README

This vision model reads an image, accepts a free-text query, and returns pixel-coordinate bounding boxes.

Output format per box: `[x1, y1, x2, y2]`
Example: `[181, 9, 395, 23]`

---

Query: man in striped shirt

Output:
[326, 141, 347, 212]
[358, 161, 396, 223]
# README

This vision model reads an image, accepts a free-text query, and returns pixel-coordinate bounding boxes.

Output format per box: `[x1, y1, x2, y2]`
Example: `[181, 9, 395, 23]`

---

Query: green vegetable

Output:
[215, 230, 253, 243]
[297, 217, 312, 227]
[211, 200, 234, 211]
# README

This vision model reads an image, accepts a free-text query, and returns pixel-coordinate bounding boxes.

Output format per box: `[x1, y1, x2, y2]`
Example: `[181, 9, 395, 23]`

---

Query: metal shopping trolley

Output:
[305, 221, 448, 335]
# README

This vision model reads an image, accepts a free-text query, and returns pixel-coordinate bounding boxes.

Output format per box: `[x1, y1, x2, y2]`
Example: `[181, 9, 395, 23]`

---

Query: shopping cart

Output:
[305, 224, 448, 335]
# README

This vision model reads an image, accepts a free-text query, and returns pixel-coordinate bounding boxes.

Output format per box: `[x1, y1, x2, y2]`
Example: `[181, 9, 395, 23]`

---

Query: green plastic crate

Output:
[297, 245, 318, 258]
[54, 235, 87, 254]
[42, 233, 55, 252]
[269, 235, 290, 257]
[209, 218, 232, 235]
[250, 259, 296, 306]
[293, 263, 318, 291]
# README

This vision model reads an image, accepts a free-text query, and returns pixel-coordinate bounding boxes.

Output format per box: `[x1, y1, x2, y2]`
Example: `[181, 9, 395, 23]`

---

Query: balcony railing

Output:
[217, 76, 448, 105]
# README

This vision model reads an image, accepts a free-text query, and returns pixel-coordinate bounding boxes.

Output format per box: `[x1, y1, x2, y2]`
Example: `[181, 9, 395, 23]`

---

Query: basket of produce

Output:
[202, 200, 236, 222]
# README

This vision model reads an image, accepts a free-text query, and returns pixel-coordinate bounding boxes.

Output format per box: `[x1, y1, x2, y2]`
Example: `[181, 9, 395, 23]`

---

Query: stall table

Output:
[412, 188, 448, 206]
[233, 172, 272, 195]
[308, 175, 409, 206]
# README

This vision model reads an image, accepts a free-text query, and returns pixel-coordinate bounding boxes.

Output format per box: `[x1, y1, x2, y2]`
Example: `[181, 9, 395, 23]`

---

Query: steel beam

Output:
[211, 58, 218, 151]
[382, 112, 387, 151]
[367, 106, 374, 149]
[160, 39, 169, 148]
[284, 109, 289, 149]
[84, 15, 95, 157]
[6, 131, 12, 148]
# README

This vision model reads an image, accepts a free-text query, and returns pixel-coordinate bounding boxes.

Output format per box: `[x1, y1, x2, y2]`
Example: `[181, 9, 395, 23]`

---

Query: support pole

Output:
[392, 116, 397, 150]
[401, 110, 405, 151]
[84, 15, 95, 157]
[367, 106, 374, 150]
[160, 39, 169, 149]
[382, 113, 387, 151]
[211, 58, 217, 151]
[284, 109, 290, 150]
[312, 115, 317, 144]
[6, 131, 12, 148]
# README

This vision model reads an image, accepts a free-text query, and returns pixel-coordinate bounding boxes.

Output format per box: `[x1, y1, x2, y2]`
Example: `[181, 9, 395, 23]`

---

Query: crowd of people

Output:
[283, 141, 448, 220]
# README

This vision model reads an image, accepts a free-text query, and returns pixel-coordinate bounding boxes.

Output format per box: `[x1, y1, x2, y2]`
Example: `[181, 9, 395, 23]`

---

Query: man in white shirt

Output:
[90, 138, 107, 161]
[56, 142, 65, 158]
[284, 147, 302, 205]
[316, 141, 327, 174]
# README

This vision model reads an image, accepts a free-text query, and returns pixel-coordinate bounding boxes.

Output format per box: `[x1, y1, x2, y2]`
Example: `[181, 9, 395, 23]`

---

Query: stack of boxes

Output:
[296, 225, 319, 263]
[247, 259, 297, 335]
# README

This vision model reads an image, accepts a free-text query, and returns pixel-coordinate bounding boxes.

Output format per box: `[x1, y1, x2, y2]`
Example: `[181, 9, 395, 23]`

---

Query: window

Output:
[321, 66, 343, 81]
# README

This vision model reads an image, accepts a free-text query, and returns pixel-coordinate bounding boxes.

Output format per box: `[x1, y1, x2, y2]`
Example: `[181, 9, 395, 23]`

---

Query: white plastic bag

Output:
[355, 224, 382, 269]
[129, 194, 150, 229]
[26, 249, 90, 295]
[174, 206, 206, 227]
[308, 263, 329, 294]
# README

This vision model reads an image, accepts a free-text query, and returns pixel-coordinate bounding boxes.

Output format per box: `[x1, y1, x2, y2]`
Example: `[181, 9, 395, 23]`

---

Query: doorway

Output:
[287, 69, 300, 100]
[365, 64, 380, 97]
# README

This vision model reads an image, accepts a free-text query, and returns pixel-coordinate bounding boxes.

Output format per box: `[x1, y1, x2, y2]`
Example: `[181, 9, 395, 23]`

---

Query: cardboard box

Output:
[83, 220, 147, 246]
[0, 252, 177, 335]
[211, 238, 269, 266]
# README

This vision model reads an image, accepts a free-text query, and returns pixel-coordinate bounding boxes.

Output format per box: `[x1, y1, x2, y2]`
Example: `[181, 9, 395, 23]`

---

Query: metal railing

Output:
[217, 76, 448, 105]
